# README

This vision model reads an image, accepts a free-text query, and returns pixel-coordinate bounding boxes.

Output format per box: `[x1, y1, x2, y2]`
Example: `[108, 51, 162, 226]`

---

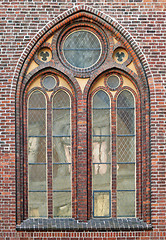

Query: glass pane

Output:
[107, 75, 120, 89]
[93, 109, 110, 135]
[53, 91, 70, 108]
[117, 164, 135, 190]
[29, 91, 46, 108]
[28, 109, 46, 136]
[93, 164, 111, 190]
[53, 109, 70, 136]
[117, 191, 135, 217]
[42, 75, 57, 90]
[93, 192, 110, 217]
[117, 136, 135, 162]
[29, 192, 47, 218]
[117, 90, 134, 108]
[53, 192, 71, 217]
[92, 137, 111, 163]
[28, 137, 46, 163]
[53, 137, 71, 163]
[93, 90, 110, 108]
[53, 164, 71, 191]
[117, 108, 134, 135]
[63, 30, 101, 69]
[29, 165, 46, 191]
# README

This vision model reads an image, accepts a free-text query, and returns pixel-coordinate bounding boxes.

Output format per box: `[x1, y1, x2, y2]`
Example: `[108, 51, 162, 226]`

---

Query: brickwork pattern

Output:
[0, 1, 165, 239]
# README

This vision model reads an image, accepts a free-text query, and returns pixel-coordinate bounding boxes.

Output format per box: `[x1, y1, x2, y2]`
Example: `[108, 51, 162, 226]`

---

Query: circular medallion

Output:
[107, 75, 120, 90]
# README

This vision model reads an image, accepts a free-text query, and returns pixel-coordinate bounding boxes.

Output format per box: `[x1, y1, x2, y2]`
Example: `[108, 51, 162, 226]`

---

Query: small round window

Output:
[62, 30, 102, 69]
[107, 75, 120, 90]
[41, 75, 57, 91]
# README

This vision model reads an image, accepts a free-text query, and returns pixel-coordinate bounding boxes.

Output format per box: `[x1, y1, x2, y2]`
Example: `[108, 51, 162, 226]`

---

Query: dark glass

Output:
[42, 76, 56, 90]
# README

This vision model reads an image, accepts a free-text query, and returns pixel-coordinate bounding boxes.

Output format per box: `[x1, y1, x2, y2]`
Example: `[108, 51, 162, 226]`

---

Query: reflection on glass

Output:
[117, 191, 135, 217]
[53, 137, 71, 163]
[53, 164, 71, 191]
[53, 109, 70, 136]
[29, 165, 46, 191]
[29, 192, 47, 218]
[93, 90, 110, 108]
[28, 110, 46, 136]
[53, 192, 71, 217]
[117, 164, 135, 190]
[94, 192, 110, 217]
[93, 164, 111, 190]
[28, 137, 46, 163]
[93, 109, 110, 135]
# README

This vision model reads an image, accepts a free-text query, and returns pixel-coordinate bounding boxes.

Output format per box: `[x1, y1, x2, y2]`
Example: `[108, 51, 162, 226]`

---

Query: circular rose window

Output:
[58, 26, 107, 73]
[63, 30, 101, 69]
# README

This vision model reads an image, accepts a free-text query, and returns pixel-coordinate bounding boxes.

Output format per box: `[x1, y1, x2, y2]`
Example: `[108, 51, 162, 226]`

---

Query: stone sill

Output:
[16, 218, 152, 231]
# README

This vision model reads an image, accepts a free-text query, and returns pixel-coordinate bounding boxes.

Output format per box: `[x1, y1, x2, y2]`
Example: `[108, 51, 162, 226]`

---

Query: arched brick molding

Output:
[15, 5, 152, 228]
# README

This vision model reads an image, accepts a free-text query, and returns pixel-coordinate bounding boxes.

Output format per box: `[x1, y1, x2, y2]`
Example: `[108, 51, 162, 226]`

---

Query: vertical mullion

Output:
[47, 99, 53, 218]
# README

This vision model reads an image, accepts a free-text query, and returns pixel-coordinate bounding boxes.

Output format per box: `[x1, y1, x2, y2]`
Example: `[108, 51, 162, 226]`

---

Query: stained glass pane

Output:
[117, 191, 135, 217]
[92, 137, 111, 163]
[29, 165, 46, 191]
[93, 164, 111, 190]
[117, 137, 135, 162]
[29, 192, 47, 218]
[53, 91, 70, 108]
[117, 164, 135, 190]
[94, 192, 110, 217]
[28, 137, 46, 163]
[53, 109, 70, 136]
[93, 90, 110, 108]
[53, 137, 71, 163]
[53, 164, 71, 191]
[63, 30, 101, 69]
[53, 192, 71, 217]
[28, 110, 46, 136]
[29, 91, 46, 108]
[117, 90, 134, 108]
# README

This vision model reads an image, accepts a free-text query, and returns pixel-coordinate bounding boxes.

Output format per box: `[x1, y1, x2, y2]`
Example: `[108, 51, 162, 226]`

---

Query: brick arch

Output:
[15, 5, 152, 225]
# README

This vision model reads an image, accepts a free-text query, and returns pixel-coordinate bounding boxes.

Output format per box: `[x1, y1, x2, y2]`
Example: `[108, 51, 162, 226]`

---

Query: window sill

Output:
[16, 218, 152, 231]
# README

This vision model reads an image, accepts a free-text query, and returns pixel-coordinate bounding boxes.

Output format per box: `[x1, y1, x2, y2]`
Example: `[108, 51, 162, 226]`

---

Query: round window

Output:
[42, 75, 57, 91]
[107, 75, 120, 90]
[62, 30, 102, 69]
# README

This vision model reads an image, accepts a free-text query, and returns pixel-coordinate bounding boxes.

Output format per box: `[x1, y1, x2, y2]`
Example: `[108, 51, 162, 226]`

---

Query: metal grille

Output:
[117, 90, 134, 108]
[29, 91, 46, 108]
[117, 109, 134, 135]
[53, 91, 70, 108]
[93, 90, 110, 108]
[63, 30, 101, 69]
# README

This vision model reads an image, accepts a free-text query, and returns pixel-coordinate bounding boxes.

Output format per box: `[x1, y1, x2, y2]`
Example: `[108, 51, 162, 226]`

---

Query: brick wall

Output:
[0, 0, 165, 239]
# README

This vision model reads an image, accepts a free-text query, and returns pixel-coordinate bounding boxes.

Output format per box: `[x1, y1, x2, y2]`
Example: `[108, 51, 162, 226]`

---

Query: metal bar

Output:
[29, 190, 47, 192]
[53, 190, 71, 192]
[92, 107, 111, 110]
[53, 108, 71, 110]
[117, 190, 135, 192]
[29, 163, 47, 165]
[117, 162, 135, 164]
[93, 162, 111, 164]
[117, 107, 135, 109]
[93, 135, 111, 137]
[53, 135, 71, 138]
[117, 134, 135, 137]
[28, 108, 46, 110]
[28, 135, 46, 137]
[63, 48, 101, 51]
